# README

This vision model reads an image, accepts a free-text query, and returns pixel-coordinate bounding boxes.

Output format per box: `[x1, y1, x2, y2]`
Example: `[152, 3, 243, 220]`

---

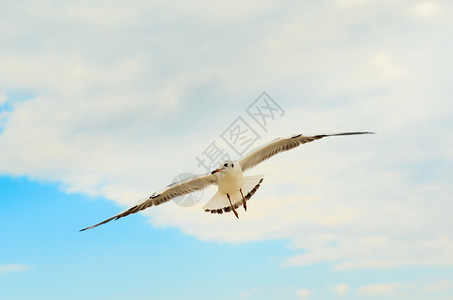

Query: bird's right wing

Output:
[80, 173, 218, 231]
[239, 132, 374, 172]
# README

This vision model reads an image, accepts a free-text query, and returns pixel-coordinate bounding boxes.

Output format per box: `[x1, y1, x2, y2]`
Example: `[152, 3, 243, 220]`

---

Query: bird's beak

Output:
[211, 168, 221, 174]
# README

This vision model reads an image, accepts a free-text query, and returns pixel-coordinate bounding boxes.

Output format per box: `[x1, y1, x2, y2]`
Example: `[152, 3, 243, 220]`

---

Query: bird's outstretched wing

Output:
[239, 132, 374, 172]
[80, 174, 218, 231]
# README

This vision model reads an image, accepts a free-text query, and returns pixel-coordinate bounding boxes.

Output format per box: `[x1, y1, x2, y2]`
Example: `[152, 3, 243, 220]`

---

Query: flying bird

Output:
[80, 132, 373, 231]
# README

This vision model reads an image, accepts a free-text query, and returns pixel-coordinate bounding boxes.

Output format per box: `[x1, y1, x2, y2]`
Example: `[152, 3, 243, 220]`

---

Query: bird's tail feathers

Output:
[203, 175, 263, 214]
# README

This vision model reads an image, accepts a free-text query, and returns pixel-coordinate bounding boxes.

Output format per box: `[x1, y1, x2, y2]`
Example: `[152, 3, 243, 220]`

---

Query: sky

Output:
[1, 0, 452, 299]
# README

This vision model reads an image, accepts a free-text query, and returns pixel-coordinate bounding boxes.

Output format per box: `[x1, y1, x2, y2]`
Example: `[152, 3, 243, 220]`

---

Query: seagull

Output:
[80, 132, 373, 231]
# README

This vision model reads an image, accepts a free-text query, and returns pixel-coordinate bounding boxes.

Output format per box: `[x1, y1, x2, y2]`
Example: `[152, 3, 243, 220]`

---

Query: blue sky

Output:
[1, 0, 453, 299]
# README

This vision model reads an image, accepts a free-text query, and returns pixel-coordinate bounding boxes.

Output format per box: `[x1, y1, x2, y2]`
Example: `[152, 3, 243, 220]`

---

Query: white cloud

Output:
[284, 235, 453, 270]
[0, 0, 452, 275]
[296, 288, 310, 299]
[414, 2, 441, 18]
[333, 284, 349, 296]
[0, 264, 32, 273]
[421, 280, 453, 293]
[370, 52, 407, 79]
[357, 283, 401, 296]
[333, 0, 380, 5]
[0, 92, 6, 106]
[240, 288, 262, 299]
[353, 280, 453, 298]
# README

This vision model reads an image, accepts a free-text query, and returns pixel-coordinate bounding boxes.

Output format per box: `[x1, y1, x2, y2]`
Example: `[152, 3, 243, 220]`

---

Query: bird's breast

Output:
[217, 172, 244, 194]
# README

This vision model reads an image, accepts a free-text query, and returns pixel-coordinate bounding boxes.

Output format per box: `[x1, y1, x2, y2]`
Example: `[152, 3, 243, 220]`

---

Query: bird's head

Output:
[211, 160, 237, 174]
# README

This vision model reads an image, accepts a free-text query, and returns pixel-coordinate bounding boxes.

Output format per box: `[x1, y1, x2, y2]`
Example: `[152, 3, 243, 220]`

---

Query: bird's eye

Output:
[231, 164, 234, 168]
[224, 163, 228, 167]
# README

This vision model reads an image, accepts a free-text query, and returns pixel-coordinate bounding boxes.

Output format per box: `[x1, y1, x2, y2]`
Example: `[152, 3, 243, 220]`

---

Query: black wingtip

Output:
[330, 131, 376, 136]
[312, 132, 375, 139]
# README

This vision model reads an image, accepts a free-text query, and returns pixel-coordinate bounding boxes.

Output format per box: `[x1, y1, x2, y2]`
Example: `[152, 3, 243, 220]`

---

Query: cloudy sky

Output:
[1, 0, 452, 299]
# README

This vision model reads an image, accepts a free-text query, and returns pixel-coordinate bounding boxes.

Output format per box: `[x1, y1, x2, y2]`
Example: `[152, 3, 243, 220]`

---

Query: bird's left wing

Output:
[80, 173, 218, 231]
[239, 132, 374, 172]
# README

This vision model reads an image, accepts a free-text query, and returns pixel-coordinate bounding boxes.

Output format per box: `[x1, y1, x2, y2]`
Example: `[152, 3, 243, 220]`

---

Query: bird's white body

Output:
[203, 161, 263, 214]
